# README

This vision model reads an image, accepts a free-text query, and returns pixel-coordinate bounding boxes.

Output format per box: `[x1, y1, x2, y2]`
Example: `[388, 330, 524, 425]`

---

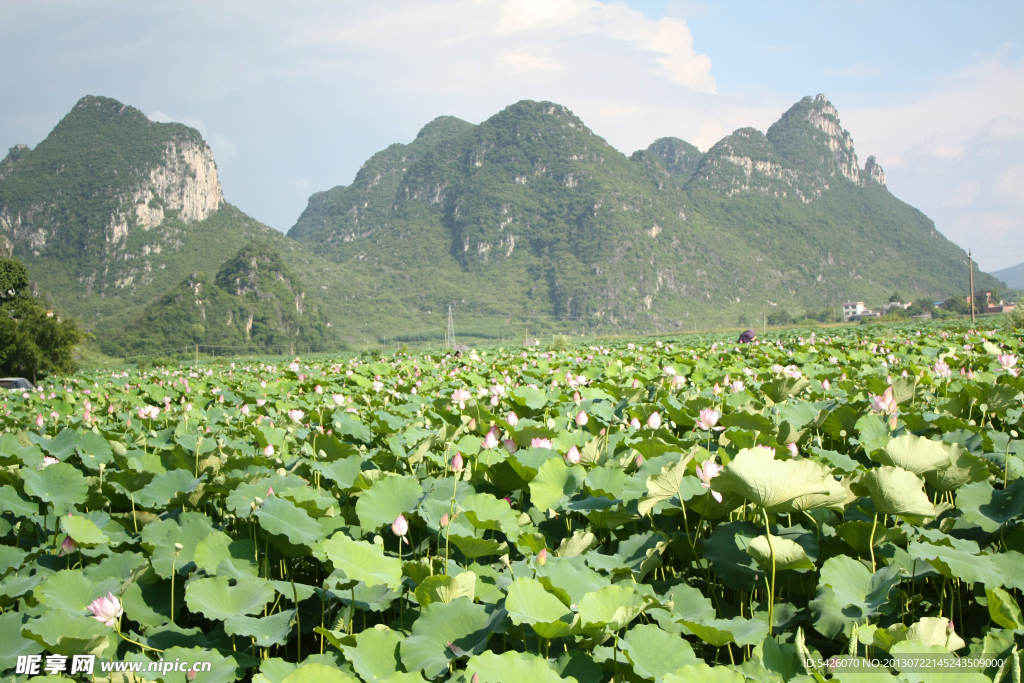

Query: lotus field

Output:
[3, 323, 1024, 683]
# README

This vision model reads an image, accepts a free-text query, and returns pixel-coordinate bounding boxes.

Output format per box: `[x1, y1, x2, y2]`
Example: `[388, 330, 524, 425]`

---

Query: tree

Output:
[889, 291, 903, 303]
[944, 295, 970, 315]
[767, 310, 792, 327]
[0, 257, 87, 381]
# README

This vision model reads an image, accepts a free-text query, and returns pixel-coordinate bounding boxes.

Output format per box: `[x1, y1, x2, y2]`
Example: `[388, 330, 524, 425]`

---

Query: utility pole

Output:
[446, 304, 455, 350]
[969, 249, 976, 325]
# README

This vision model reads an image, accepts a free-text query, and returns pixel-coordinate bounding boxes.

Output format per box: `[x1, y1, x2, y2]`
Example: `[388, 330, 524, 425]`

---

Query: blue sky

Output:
[1, 0, 1022, 271]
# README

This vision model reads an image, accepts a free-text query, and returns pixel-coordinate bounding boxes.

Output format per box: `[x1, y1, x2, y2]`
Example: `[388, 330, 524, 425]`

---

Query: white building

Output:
[843, 302, 866, 319]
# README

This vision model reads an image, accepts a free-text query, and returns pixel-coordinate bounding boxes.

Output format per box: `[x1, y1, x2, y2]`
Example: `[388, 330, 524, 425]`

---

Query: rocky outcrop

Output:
[864, 155, 887, 187]
[805, 94, 860, 184]
[130, 140, 222, 231]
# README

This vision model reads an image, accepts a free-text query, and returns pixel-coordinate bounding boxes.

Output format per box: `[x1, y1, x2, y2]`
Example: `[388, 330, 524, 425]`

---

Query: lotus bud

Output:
[467, 418, 476, 431]
[537, 548, 548, 566]
[787, 442, 798, 457]
[263, 444, 275, 456]
[392, 514, 409, 538]
[451, 452, 464, 472]
[575, 410, 588, 426]
[647, 411, 662, 430]
[503, 439, 518, 454]
[629, 417, 641, 429]
[440, 513, 450, 528]
[632, 379, 640, 389]
[565, 445, 581, 464]
[506, 411, 519, 426]
[62, 536, 78, 554]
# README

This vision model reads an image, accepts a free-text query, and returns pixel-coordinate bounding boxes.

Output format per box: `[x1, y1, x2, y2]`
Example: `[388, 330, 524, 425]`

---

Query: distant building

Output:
[842, 302, 866, 320]
[881, 301, 912, 313]
[986, 304, 1016, 314]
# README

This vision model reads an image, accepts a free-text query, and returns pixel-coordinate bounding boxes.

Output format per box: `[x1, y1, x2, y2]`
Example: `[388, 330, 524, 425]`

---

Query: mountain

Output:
[290, 95, 996, 329]
[0, 96, 408, 350]
[991, 262, 1024, 290]
[101, 240, 334, 356]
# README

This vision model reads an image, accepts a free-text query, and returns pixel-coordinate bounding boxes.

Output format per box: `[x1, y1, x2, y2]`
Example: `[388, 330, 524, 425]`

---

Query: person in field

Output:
[738, 329, 756, 344]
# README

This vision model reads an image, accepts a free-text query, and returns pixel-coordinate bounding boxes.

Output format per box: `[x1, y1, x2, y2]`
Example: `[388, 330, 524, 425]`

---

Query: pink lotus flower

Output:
[314, 385, 323, 394]
[635, 454, 643, 467]
[257, 399, 267, 407]
[822, 379, 831, 391]
[695, 459, 723, 503]
[42, 456, 59, 468]
[869, 386, 898, 415]
[451, 389, 471, 409]
[87, 592, 123, 627]
[506, 411, 519, 426]
[729, 380, 744, 393]
[695, 408, 723, 431]
[482, 427, 500, 450]
[632, 379, 641, 389]
[267, 487, 275, 496]
[503, 439, 518, 454]
[392, 514, 409, 540]
[575, 410, 588, 426]
[287, 409, 304, 422]
[712, 383, 721, 395]
[787, 442, 799, 457]
[263, 444, 275, 456]
[451, 452, 464, 472]
[647, 412, 662, 430]
[62, 536, 78, 554]
[536, 548, 548, 566]
[565, 445, 581, 464]
[240, 404, 250, 415]
[333, 394, 345, 405]
[629, 417, 641, 429]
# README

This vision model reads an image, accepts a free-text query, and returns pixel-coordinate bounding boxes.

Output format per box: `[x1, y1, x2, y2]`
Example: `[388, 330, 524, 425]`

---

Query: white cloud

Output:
[840, 57, 1024, 271]
[501, 46, 562, 73]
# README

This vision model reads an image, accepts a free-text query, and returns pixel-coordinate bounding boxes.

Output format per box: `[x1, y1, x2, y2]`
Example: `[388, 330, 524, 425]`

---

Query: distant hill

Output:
[991, 262, 1024, 290]
[2, 94, 1000, 351]
[290, 95, 997, 329]
[101, 240, 334, 356]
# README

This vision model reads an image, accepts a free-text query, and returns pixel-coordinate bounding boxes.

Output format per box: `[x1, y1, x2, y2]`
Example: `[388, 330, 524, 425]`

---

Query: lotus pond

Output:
[1, 322, 1023, 683]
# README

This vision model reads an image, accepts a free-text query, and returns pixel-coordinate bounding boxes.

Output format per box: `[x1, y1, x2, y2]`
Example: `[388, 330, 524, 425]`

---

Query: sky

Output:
[1, 0, 1022, 272]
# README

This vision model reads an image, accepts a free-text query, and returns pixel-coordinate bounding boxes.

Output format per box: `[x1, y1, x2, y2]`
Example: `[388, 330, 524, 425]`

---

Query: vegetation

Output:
[0, 256, 87, 380]
[1, 321, 1022, 681]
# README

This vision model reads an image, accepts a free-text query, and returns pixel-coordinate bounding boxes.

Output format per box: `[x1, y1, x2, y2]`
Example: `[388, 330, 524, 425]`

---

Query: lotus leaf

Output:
[858, 466, 935, 520]
[711, 446, 829, 511]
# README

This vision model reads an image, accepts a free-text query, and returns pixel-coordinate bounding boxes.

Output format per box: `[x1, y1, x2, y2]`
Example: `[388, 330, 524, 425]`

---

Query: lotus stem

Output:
[868, 512, 878, 572]
[760, 507, 776, 631]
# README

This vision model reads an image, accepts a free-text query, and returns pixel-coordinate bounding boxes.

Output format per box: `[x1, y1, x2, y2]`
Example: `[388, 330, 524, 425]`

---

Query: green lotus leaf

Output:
[922, 443, 989, 491]
[141, 512, 216, 578]
[225, 610, 296, 648]
[460, 493, 520, 537]
[534, 556, 610, 606]
[837, 521, 907, 554]
[22, 610, 112, 656]
[466, 651, 568, 683]
[746, 535, 814, 571]
[637, 451, 695, 517]
[556, 530, 598, 557]
[874, 434, 952, 475]
[134, 469, 202, 509]
[0, 486, 40, 518]
[956, 479, 1024, 533]
[42, 428, 82, 460]
[819, 555, 900, 619]
[906, 617, 965, 652]
[35, 569, 120, 613]
[0, 612, 43, 672]
[339, 627, 405, 683]
[193, 530, 259, 578]
[76, 431, 115, 470]
[578, 584, 647, 632]
[664, 662, 745, 683]
[907, 541, 1005, 587]
[529, 457, 586, 511]
[504, 577, 574, 638]
[447, 534, 507, 559]
[21, 462, 88, 515]
[399, 598, 507, 679]
[776, 463, 854, 513]
[703, 521, 762, 591]
[356, 475, 422, 532]
[257, 496, 325, 547]
[620, 623, 700, 679]
[120, 575, 182, 628]
[280, 663, 359, 683]
[184, 576, 275, 621]
[322, 533, 403, 590]
[711, 446, 829, 512]
[987, 587, 1024, 630]
[61, 514, 109, 546]
[0, 545, 26, 575]
[679, 617, 768, 647]
[859, 466, 934, 520]
[585, 465, 628, 499]
[415, 571, 476, 607]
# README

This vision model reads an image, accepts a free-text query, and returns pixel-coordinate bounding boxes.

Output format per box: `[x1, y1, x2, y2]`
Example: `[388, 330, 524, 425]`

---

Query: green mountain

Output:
[290, 95, 995, 330]
[0, 96, 391, 350]
[991, 262, 1024, 290]
[101, 240, 334, 356]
